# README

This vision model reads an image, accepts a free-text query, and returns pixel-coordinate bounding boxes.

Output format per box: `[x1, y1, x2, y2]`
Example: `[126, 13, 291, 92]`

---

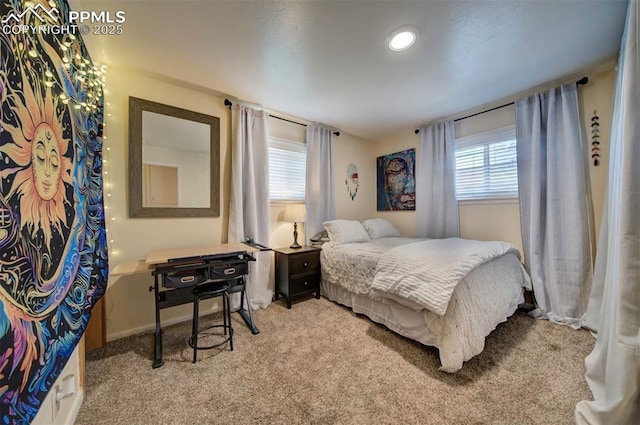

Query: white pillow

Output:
[323, 219, 370, 245]
[362, 219, 401, 239]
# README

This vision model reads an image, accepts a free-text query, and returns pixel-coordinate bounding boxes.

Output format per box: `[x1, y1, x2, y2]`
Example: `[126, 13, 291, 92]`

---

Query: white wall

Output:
[579, 68, 614, 239]
[103, 68, 375, 341]
[103, 67, 231, 339]
[333, 132, 376, 222]
[372, 67, 615, 256]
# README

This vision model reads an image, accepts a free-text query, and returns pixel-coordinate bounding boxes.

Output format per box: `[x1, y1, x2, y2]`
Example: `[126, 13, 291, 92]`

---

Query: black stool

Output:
[189, 281, 233, 363]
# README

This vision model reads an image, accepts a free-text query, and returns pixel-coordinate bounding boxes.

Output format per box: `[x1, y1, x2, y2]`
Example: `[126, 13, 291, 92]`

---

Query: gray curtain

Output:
[228, 104, 272, 308]
[305, 124, 335, 240]
[575, 0, 640, 421]
[515, 84, 594, 328]
[416, 120, 459, 238]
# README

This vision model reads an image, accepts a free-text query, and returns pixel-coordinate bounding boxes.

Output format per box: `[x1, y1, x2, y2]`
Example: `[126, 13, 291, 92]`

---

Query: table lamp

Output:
[283, 204, 306, 249]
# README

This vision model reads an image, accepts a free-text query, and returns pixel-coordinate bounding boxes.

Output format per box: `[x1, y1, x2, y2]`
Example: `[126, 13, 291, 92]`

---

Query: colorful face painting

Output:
[376, 148, 416, 211]
[0, 0, 108, 422]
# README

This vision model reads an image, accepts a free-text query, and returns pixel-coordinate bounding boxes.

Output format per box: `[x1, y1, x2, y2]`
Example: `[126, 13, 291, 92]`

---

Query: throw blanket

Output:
[371, 238, 519, 316]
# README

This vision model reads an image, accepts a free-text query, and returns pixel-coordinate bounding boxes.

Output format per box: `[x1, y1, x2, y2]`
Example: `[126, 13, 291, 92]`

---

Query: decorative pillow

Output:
[323, 219, 371, 245]
[362, 218, 401, 239]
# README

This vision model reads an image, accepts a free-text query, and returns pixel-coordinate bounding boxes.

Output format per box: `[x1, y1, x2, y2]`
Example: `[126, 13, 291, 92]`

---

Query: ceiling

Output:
[73, 0, 627, 140]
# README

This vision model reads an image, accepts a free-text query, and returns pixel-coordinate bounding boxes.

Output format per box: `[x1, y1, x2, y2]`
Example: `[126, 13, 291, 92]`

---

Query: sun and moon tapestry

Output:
[0, 0, 108, 422]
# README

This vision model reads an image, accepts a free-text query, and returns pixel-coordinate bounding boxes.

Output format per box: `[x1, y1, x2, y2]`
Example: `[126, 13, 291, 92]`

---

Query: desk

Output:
[147, 242, 268, 368]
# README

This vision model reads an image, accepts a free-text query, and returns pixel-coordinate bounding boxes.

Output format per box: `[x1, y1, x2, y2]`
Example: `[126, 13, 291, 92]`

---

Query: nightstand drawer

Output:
[290, 274, 320, 295]
[290, 254, 320, 275]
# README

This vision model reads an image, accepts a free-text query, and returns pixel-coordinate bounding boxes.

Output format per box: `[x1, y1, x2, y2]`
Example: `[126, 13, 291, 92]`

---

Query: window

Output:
[455, 125, 518, 201]
[268, 137, 306, 202]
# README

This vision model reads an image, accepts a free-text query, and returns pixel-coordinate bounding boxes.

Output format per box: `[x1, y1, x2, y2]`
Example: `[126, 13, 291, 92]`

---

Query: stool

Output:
[189, 281, 233, 363]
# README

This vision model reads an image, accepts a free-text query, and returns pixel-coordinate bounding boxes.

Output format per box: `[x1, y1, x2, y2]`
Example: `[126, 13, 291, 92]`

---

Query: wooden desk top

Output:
[111, 261, 152, 276]
[145, 242, 259, 265]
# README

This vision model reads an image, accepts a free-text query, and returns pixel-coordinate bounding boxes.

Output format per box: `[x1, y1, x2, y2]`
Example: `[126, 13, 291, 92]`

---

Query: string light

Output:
[81, 70, 116, 257]
[98, 75, 117, 258]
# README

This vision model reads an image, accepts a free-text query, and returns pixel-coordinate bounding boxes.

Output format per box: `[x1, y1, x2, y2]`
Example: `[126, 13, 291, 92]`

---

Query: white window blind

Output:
[455, 125, 518, 201]
[269, 137, 306, 202]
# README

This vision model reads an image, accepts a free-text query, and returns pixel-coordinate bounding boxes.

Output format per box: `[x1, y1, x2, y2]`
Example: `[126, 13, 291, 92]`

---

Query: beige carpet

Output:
[77, 297, 594, 425]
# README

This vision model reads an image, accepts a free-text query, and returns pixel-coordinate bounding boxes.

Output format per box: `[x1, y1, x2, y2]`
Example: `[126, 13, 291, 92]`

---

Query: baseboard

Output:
[106, 306, 219, 342]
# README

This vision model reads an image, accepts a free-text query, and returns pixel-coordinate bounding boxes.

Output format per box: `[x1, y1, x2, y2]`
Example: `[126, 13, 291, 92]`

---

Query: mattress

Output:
[320, 237, 531, 372]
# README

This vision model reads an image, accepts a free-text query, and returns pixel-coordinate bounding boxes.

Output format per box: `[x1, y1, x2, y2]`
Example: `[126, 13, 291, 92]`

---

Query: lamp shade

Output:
[283, 204, 307, 223]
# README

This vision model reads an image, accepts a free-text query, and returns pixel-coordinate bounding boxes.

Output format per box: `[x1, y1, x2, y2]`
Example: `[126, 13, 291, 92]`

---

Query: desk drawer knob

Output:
[304, 281, 308, 286]
[303, 262, 308, 267]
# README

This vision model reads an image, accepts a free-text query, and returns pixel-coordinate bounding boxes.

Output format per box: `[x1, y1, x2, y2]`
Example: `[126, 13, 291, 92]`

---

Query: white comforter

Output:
[320, 237, 532, 372]
[371, 238, 519, 316]
[320, 237, 423, 296]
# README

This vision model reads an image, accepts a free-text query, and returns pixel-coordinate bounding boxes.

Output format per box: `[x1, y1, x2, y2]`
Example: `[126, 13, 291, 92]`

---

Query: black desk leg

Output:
[152, 275, 164, 368]
[237, 277, 260, 335]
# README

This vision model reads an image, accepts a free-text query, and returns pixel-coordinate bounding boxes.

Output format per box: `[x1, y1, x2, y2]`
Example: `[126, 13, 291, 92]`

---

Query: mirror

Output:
[129, 97, 220, 218]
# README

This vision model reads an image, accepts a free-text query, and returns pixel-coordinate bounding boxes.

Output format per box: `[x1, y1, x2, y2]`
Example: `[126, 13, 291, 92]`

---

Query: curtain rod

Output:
[224, 99, 340, 136]
[414, 76, 589, 134]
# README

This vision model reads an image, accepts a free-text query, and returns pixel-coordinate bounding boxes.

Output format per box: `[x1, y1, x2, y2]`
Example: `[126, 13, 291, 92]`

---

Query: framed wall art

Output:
[376, 148, 416, 211]
[345, 163, 359, 200]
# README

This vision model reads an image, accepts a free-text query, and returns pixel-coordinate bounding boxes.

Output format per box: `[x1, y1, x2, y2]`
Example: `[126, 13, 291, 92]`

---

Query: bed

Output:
[319, 219, 532, 373]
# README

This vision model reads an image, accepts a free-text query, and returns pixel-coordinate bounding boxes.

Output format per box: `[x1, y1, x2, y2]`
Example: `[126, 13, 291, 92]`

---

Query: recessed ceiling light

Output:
[388, 27, 417, 52]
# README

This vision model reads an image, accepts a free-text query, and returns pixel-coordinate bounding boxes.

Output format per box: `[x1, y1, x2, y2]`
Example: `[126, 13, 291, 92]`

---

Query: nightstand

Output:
[274, 246, 321, 309]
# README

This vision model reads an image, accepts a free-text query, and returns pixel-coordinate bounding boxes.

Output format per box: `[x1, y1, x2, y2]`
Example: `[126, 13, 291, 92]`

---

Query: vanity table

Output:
[145, 242, 269, 368]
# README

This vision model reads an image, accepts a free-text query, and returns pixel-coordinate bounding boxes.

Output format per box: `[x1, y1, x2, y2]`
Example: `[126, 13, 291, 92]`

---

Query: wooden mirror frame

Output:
[128, 97, 220, 218]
